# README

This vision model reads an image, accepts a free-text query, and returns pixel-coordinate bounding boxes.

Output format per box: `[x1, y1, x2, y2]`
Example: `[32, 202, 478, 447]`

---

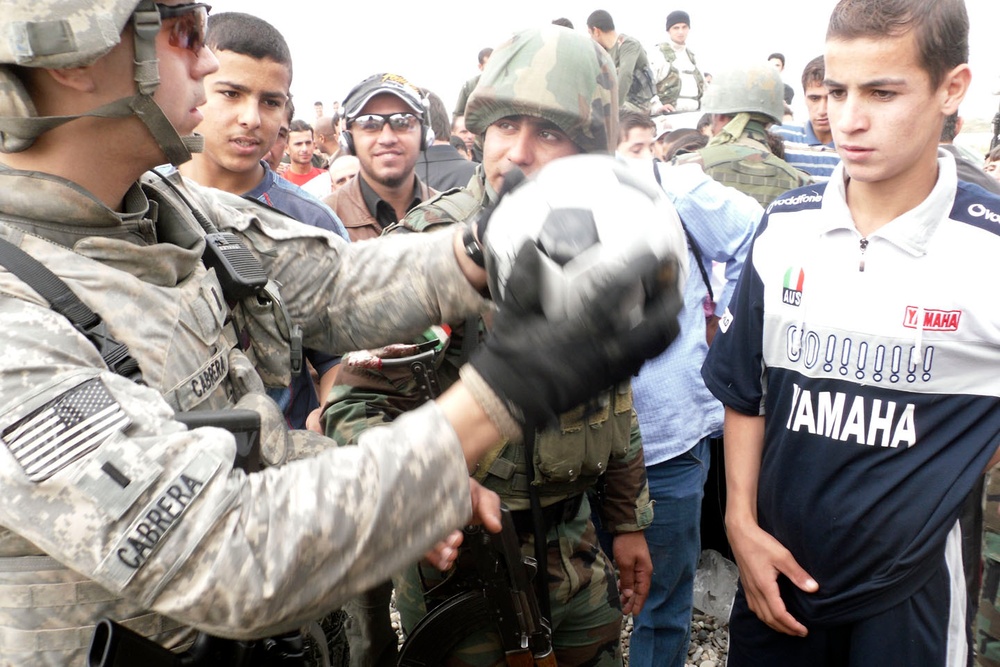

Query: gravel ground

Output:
[389, 594, 729, 666]
[620, 612, 729, 667]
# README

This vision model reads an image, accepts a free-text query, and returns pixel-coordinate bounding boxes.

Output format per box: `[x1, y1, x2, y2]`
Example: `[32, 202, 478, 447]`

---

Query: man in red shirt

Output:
[282, 119, 328, 196]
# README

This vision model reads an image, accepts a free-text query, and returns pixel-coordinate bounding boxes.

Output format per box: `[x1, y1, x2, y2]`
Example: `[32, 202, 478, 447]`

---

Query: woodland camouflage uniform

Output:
[323, 26, 651, 667]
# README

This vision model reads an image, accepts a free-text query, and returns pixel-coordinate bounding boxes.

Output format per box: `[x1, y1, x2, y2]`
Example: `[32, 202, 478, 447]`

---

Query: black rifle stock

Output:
[397, 506, 556, 666]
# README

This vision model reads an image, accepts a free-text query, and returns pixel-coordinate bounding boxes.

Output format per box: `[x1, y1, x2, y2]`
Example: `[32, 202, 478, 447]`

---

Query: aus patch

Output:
[2, 378, 131, 482]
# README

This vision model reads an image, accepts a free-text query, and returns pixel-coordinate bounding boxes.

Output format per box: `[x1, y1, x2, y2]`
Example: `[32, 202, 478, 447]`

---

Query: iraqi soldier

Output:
[681, 63, 810, 206]
[653, 10, 705, 113]
[323, 26, 662, 667]
[0, 3, 684, 665]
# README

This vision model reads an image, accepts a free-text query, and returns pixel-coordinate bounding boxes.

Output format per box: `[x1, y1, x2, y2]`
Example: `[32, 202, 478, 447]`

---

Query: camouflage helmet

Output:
[0, 0, 201, 163]
[700, 63, 785, 125]
[464, 26, 618, 154]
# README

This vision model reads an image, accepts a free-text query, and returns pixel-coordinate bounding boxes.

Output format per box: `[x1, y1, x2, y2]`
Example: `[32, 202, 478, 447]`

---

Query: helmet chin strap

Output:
[0, 0, 202, 164]
[130, 0, 202, 165]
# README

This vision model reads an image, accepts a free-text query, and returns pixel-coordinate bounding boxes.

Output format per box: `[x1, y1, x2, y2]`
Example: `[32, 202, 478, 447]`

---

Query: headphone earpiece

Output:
[419, 94, 434, 150]
[339, 129, 355, 156]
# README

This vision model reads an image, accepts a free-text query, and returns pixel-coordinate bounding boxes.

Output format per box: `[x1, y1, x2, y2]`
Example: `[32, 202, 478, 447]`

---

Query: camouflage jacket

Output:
[324, 168, 652, 532]
[610, 33, 655, 114]
[0, 165, 485, 665]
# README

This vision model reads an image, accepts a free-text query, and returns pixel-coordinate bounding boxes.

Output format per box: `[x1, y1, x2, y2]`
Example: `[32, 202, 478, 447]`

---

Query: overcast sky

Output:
[209, 0, 1000, 124]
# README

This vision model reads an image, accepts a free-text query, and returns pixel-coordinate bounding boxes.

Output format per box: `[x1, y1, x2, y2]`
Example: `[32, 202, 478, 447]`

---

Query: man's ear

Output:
[941, 63, 971, 117]
[46, 66, 99, 94]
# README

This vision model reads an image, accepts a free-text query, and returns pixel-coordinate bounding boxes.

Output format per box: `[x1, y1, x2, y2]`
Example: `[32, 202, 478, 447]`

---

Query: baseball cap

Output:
[342, 73, 424, 120]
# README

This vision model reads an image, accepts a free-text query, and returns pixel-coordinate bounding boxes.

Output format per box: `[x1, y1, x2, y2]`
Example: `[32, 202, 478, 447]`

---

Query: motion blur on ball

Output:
[483, 154, 688, 328]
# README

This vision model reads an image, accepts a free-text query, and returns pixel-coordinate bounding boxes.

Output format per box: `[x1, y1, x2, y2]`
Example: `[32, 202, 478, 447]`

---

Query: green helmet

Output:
[0, 0, 201, 164]
[700, 63, 785, 125]
[464, 26, 618, 154]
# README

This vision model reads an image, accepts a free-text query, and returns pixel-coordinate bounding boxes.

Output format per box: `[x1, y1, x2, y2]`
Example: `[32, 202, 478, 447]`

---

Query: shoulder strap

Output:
[0, 236, 144, 383]
[652, 164, 714, 302]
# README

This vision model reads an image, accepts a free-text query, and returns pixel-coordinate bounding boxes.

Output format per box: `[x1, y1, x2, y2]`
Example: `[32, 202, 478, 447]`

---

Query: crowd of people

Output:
[0, 1, 999, 667]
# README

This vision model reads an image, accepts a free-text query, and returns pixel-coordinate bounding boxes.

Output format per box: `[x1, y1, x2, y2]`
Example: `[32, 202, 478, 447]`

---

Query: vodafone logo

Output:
[969, 203, 1000, 224]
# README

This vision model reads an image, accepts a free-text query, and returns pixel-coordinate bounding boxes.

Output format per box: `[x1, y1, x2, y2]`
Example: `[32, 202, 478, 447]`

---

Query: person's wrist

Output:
[452, 227, 488, 292]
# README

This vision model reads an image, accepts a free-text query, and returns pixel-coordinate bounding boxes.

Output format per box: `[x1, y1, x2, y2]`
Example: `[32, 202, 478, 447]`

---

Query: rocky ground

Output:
[620, 612, 729, 667]
[384, 596, 729, 666]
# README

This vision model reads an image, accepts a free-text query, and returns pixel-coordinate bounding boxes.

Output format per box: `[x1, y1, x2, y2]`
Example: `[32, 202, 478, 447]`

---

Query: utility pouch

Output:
[533, 385, 632, 485]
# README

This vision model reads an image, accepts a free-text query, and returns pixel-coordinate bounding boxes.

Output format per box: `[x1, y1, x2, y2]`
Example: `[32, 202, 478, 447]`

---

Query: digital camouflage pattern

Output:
[464, 26, 619, 155]
[0, 163, 488, 666]
[0, 0, 140, 68]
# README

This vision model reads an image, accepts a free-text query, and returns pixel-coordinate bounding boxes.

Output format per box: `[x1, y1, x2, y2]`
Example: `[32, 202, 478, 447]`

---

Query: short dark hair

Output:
[477, 48, 494, 66]
[552, 17, 574, 29]
[663, 128, 707, 160]
[827, 0, 968, 88]
[206, 13, 293, 82]
[288, 119, 313, 138]
[449, 135, 469, 157]
[988, 145, 1000, 162]
[768, 52, 786, 67]
[422, 89, 450, 141]
[801, 55, 825, 89]
[618, 110, 655, 143]
[587, 10, 615, 32]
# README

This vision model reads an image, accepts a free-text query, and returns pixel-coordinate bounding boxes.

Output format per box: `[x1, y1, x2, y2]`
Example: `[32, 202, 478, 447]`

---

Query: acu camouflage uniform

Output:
[323, 27, 652, 667]
[0, 163, 488, 666]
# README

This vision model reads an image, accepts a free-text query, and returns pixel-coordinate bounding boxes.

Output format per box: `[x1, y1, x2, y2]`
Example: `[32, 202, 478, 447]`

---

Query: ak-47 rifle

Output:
[397, 506, 556, 666]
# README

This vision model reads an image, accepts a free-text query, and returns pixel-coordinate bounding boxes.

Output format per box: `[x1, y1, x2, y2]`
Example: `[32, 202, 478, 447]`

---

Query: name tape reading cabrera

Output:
[97, 455, 222, 589]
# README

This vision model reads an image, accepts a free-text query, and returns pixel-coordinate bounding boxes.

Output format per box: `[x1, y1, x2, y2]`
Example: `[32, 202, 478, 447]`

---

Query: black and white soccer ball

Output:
[483, 154, 687, 327]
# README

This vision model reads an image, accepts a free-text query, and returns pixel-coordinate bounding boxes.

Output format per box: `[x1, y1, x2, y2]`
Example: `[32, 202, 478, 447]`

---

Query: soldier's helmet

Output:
[464, 26, 619, 155]
[0, 0, 204, 164]
[700, 63, 785, 125]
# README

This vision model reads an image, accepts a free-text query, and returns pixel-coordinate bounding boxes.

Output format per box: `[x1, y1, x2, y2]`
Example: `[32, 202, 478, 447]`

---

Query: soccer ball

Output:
[482, 154, 687, 327]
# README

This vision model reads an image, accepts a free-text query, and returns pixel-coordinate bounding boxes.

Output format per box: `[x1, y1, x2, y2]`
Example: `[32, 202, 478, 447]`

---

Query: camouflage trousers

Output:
[978, 468, 1000, 666]
[395, 495, 623, 667]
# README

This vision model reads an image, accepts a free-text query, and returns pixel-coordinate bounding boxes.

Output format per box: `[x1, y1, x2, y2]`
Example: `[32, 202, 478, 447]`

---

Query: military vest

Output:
[472, 384, 634, 510]
[695, 140, 810, 207]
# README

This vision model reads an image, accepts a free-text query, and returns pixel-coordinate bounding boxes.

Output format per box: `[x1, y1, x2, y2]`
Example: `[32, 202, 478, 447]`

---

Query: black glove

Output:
[469, 239, 683, 428]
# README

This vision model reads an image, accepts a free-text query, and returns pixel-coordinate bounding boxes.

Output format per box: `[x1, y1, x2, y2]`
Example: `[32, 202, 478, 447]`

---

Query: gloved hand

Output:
[467, 239, 682, 431]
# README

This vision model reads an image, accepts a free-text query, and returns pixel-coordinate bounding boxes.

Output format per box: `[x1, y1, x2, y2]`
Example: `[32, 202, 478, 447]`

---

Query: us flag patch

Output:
[2, 379, 131, 482]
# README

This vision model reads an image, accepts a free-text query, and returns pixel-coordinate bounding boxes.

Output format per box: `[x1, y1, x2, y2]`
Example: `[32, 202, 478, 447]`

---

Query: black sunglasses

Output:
[350, 113, 421, 134]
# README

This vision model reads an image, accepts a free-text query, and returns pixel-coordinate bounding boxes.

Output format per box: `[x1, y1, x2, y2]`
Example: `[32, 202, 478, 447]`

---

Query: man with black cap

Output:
[323, 73, 436, 241]
[653, 10, 706, 113]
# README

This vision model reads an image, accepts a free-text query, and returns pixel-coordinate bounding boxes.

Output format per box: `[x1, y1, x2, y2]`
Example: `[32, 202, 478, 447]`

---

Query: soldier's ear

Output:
[46, 65, 100, 94]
